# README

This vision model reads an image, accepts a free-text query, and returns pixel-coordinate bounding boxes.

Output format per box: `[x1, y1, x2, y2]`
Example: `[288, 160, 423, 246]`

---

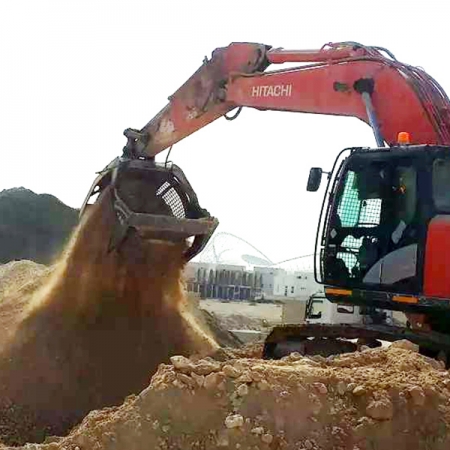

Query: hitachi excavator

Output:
[81, 41, 450, 363]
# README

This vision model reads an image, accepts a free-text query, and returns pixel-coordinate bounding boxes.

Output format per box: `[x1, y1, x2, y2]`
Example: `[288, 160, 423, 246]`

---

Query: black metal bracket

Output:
[122, 128, 150, 158]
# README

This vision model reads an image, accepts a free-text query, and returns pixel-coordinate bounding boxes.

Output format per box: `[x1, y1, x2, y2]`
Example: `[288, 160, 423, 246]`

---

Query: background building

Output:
[184, 262, 322, 302]
[184, 231, 320, 302]
[184, 262, 262, 301]
[254, 267, 321, 301]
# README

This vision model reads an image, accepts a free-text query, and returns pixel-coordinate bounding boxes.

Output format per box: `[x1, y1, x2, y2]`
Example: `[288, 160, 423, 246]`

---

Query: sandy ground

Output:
[200, 300, 282, 330]
[2, 342, 448, 450]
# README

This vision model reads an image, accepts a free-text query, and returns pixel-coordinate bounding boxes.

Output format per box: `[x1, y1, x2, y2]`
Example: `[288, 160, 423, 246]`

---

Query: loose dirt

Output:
[200, 300, 282, 331]
[2, 344, 448, 450]
[0, 187, 218, 445]
[0, 261, 49, 299]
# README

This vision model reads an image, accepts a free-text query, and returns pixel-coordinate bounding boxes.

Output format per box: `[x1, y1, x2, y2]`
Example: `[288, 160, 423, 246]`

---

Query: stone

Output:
[300, 358, 320, 367]
[177, 373, 195, 388]
[422, 356, 444, 371]
[192, 360, 221, 376]
[313, 382, 328, 395]
[236, 372, 253, 384]
[223, 365, 241, 378]
[170, 355, 192, 371]
[191, 372, 205, 388]
[391, 340, 419, 353]
[352, 386, 366, 396]
[162, 371, 176, 384]
[237, 384, 249, 397]
[311, 355, 328, 364]
[366, 399, 394, 420]
[250, 366, 265, 382]
[287, 352, 303, 361]
[204, 372, 222, 390]
[172, 379, 186, 389]
[225, 414, 244, 429]
[251, 427, 264, 435]
[336, 381, 347, 396]
[261, 434, 273, 444]
[409, 386, 426, 406]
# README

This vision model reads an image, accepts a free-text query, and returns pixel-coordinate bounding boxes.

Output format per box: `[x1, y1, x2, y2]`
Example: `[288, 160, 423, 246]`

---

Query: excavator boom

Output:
[123, 42, 450, 159]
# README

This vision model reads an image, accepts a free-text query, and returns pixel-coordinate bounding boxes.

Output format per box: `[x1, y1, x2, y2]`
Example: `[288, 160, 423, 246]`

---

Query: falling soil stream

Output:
[0, 187, 216, 445]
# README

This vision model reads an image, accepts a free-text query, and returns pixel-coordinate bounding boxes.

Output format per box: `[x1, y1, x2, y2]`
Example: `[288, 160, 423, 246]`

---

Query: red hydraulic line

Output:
[267, 47, 365, 64]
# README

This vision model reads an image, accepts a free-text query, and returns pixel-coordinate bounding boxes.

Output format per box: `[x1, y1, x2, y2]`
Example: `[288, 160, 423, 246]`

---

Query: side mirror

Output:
[307, 167, 323, 192]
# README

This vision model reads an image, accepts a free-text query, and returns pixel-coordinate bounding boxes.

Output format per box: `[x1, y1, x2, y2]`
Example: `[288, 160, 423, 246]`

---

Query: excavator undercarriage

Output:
[263, 323, 450, 363]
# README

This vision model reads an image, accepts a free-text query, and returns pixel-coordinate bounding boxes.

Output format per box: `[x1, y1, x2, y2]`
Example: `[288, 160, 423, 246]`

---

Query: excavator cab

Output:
[264, 145, 450, 361]
[80, 157, 218, 261]
[314, 144, 450, 317]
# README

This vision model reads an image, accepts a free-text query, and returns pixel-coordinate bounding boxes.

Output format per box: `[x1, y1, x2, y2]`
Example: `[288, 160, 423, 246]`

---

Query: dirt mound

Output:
[0, 260, 49, 299]
[9, 345, 447, 450]
[0, 187, 78, 264]
[194, 310, 243, 349]
[208, 312, 266, 331]
[0, 187, 218, 445]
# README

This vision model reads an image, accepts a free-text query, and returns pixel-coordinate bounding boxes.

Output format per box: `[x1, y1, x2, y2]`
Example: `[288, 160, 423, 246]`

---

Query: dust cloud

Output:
[0, 187, 216, 445]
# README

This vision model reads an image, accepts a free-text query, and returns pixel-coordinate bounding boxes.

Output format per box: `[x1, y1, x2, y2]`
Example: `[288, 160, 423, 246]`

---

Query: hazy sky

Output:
[1, 0, 449, 262]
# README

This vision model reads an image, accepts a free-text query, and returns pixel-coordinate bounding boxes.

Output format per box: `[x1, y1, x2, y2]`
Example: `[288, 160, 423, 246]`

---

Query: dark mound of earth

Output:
[0, 187, 78, 264]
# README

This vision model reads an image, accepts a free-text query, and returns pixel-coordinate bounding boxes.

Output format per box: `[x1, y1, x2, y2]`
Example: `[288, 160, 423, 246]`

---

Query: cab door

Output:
[424, 156, 450, 298]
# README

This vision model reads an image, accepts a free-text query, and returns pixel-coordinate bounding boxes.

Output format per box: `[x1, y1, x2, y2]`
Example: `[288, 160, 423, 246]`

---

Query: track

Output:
[263, 323, 450, 360]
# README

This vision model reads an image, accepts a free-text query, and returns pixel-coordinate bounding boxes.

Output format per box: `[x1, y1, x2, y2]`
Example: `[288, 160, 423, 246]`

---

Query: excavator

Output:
[81, 41, 450, 363]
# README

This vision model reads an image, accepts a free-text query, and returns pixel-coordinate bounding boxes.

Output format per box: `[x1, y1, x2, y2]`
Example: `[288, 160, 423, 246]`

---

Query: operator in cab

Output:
[361, 164, 419, 291]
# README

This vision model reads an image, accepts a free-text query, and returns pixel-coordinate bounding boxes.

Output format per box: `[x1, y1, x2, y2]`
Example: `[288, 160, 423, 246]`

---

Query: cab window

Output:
[337, 171, 382, 228]
[433, 157, 450, 212]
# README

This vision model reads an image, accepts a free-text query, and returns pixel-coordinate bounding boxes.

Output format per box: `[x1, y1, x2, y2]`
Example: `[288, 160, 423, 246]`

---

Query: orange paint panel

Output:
[424, 215, 450, 298]
[325, 288, 352, 296]
[393, 295, 418, 304]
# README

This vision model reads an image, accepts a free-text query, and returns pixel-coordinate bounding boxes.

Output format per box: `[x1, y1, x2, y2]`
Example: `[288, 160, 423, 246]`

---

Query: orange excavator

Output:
[81, 41, 450, 363]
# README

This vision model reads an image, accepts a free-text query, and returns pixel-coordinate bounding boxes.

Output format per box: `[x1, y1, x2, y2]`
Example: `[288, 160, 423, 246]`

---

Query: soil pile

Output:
[0, 187, 218, 445]
[6, 343, 449, 450]
[0, 188, 78, 264]
[209, 313, 267, 331]
[0, 260, 49, 299]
